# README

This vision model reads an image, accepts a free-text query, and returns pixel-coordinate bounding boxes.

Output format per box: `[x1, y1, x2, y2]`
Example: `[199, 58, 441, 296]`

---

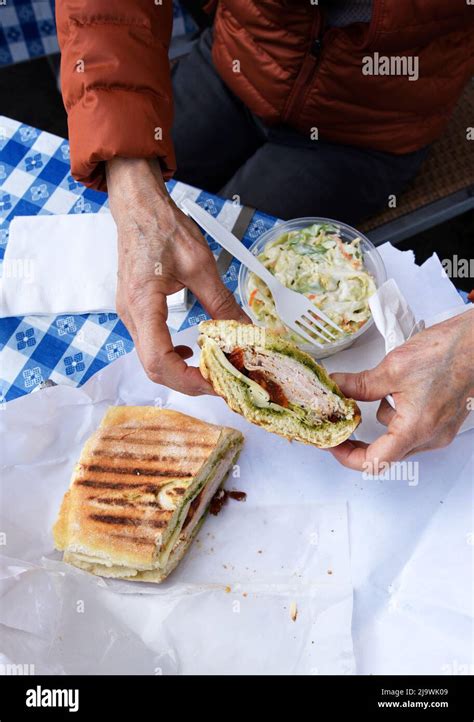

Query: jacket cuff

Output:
[67, 87, 176, 192]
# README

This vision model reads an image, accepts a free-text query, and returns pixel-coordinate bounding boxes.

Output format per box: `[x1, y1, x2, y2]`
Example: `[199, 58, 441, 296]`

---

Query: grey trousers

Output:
[171, 29, 428, 224]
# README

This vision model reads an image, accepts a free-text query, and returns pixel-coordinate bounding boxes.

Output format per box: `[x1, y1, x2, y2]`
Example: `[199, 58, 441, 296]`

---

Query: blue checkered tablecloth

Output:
[0, 115, 278, 405]
[0, 0, 197, 66]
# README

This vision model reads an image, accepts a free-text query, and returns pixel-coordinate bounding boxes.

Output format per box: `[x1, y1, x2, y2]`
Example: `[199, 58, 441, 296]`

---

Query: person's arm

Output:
[107, 158, 249, 396]
[329, 308, 474, 469]
[56, 2, 248, 394]
[56, 0, 175, 190]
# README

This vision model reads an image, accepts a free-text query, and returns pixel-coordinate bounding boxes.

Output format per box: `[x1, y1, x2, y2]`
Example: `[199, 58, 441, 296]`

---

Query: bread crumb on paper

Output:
[290, 601, 298, 622]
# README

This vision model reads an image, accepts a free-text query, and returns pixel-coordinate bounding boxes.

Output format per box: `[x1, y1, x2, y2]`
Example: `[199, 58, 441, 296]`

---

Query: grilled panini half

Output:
[53, 407, 244, 583]
[198, 320, 360, 448]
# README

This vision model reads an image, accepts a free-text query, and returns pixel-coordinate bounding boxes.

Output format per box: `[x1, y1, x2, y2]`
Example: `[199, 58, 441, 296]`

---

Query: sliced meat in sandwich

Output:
[53, 406, 244, 583]
[198, 320, 360, 448]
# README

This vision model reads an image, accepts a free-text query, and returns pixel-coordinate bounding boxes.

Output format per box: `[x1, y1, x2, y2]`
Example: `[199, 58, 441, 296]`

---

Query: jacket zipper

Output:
[282, 10, 322, 126]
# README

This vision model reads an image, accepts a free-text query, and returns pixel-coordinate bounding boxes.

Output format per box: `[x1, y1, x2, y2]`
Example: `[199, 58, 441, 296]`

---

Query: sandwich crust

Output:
[54, 407, 243, 582]
[198, 320, 360, 448]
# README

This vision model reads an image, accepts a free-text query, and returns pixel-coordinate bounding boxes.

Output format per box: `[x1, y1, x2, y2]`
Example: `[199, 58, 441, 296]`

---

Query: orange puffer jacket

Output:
[56, 0, 474, 192]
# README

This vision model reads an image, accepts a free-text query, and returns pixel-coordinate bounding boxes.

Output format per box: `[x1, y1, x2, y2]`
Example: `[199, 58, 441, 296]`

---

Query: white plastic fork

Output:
[180, 199, 344, 347]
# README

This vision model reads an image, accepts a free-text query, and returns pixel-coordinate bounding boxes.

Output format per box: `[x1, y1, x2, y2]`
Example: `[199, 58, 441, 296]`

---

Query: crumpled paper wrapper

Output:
[1, 243, 472, 675]
[0, 334, 354, 675]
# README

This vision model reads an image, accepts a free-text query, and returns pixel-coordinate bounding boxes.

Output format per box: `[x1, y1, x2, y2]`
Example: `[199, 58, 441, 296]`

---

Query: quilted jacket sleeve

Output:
[56, 0, 175, 192]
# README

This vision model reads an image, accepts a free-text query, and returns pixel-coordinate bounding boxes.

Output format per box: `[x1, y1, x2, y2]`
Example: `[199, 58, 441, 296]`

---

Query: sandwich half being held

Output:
[53, 407, 244, 583]
[198, 320, 360, 448]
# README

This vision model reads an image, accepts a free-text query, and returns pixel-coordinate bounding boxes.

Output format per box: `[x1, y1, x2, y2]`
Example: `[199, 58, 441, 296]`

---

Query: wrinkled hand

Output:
[107, 158, 249, 395]
[329, 308, 474, 470]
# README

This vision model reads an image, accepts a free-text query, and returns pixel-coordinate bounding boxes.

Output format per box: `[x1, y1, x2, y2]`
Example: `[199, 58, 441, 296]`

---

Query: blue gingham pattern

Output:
[0, 0, 197, 67]
[0, 116, 278, 404]
[0, 0, 58, 66]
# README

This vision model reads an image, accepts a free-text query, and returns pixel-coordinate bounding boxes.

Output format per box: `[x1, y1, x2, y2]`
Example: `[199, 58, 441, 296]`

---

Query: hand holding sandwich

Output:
[330, 308, 474, 469]
[106, 158, 249, 395]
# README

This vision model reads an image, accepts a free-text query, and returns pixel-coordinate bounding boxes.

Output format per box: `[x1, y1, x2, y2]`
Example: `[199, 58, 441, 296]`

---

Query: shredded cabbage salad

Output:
[247, 222, 376, 344]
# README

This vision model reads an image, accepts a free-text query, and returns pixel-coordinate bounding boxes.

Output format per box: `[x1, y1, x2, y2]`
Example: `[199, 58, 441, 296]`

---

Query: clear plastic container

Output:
[238, 217, 387, 359]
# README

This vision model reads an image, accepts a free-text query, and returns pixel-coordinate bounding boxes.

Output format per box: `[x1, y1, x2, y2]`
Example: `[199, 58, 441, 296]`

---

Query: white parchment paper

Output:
[0, 243, 472, 675]
[0, 339, 354, 675]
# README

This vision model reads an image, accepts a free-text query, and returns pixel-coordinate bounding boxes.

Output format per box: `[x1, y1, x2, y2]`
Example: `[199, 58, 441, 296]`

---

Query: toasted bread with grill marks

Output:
[54, 407, 244, 581]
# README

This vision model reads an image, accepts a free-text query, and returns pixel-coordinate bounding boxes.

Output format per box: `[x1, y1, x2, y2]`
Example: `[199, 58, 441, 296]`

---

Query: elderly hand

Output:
[106, 158, 249, 395]
[329, 308, 474, 470]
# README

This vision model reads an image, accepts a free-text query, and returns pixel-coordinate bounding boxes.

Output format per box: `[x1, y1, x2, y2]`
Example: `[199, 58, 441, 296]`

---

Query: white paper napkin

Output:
[369, 278, 425, 354]
[0, 213, 187, 316]
[369, 278, 425, 410]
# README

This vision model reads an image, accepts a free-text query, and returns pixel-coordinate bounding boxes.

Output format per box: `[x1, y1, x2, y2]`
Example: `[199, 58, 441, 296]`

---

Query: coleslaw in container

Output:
[238, 217, 387, 358]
